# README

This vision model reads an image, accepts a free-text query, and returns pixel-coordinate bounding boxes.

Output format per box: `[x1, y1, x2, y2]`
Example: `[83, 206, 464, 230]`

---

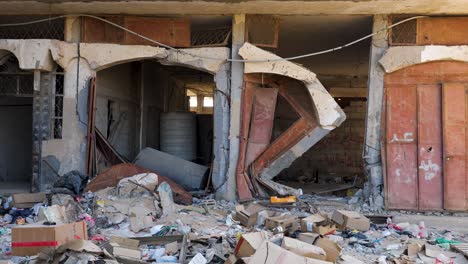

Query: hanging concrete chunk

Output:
[238, 43, 346, 195]
[133, 148, 209, 191]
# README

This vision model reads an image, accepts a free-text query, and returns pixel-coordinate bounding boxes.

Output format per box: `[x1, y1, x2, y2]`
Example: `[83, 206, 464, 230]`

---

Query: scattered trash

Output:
[1, 176, 467, 264]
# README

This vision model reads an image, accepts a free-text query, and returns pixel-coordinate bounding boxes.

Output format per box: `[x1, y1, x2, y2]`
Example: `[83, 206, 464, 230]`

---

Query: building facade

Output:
[0, 0, 468, 211]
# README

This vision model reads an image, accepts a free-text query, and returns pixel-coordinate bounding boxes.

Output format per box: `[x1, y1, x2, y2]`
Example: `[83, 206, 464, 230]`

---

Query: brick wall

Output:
[278, 100, 366, 184]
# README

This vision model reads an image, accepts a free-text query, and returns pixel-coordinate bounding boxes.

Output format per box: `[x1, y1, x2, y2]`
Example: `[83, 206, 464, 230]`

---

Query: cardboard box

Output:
[265, 215, 298, 231]
[234, 231, 269, 258]
[225, 254, 249, 264]
[281, 237, 327, 260]
[314, 237, 342, 263]
[235, 204, 266, 227]
[12, 193, 46, 208]
[312, 225, 337, 236]
[301, 214, 328, 232]
[331, 210, 370, 231]
[249, 241, 332, 264]
[12, 221, 87, 256]
[298, 233, 320, 245]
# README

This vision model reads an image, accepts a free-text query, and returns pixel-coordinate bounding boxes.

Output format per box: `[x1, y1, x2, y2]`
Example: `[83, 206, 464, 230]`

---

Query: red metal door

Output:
[417, 85, 443, 210]
[442, 83, 467, 210]
[385, 61, 468, 211]
[385, 84, 418, 210]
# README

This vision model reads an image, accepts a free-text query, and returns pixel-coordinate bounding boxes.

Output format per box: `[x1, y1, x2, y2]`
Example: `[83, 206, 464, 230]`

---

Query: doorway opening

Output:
[0, 53, 33, 194]
[93, 60, 216, 191]
[267, 15, 372, 198]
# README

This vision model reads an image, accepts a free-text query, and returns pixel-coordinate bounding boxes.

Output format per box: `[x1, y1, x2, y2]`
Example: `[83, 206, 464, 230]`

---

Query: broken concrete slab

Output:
[239, 43, 345, 129]
[134, 148, 209, 191]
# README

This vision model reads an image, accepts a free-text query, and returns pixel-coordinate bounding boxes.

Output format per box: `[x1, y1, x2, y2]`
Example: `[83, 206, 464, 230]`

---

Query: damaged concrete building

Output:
[0, 0, 468, 213]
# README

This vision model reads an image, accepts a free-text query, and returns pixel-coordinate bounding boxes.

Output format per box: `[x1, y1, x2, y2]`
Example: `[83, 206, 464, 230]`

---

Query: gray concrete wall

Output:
[96, 62, 140, 160]
[0, 97, 32, 183]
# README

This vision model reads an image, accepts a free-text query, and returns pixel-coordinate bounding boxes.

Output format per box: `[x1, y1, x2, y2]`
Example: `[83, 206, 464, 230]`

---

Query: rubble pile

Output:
[0, 169, 467, 263]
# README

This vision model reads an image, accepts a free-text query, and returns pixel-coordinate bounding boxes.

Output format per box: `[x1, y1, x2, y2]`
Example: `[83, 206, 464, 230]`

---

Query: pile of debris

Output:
[1, 167, 468, 263]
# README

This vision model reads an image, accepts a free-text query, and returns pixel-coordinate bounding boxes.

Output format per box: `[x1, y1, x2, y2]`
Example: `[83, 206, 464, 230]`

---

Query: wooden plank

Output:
[417, 84, 443, 210]
[442, 83, 467, 210]
[451, 243, 468, 258]
[385, 84, 418, 210]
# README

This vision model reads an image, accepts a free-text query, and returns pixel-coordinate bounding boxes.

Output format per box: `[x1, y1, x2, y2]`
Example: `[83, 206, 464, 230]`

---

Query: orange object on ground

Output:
[270, 196, 296, 203]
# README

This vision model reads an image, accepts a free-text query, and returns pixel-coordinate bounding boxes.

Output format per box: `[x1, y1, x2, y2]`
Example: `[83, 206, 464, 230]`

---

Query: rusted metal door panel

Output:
[417, 85, 443, 210]
[236, 80, 255, 199]
[386, 84, 418, 210]
[442, 83, 467, 210]
[245, 88, 278, 166]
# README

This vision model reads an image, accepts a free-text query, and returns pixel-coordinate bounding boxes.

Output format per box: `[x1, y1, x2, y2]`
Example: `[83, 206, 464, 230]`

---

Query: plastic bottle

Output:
[418, 221, 428, 238]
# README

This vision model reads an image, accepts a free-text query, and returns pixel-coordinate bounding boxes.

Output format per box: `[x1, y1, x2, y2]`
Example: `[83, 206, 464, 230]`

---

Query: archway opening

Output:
[0, 52, 33, 193]
[94, 60, 216, 191]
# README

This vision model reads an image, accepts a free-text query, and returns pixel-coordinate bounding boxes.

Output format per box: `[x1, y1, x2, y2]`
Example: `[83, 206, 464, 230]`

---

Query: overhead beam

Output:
[1, 0, 468, 15]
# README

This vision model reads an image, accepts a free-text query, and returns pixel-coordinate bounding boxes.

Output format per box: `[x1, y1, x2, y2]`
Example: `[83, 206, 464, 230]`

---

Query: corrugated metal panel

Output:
[417, 85, 443, 210]
[442, 83, 467, 210]
[385, 84, 418, 210]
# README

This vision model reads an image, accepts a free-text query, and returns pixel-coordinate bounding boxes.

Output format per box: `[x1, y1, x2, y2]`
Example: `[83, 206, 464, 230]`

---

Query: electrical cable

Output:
[0, 14, 427, 63]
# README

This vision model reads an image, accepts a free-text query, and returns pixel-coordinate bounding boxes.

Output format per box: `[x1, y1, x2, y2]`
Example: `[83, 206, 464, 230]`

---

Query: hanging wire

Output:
[0, 14, 427, 62]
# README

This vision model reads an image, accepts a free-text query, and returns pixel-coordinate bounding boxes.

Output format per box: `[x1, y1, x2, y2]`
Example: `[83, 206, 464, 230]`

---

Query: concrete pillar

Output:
[363, 15, 388, 211]
[64, 17, 81, 43]
[197, 94, 204, 113]
[212, 63, 232, 200]
[221, 14, 246, 201]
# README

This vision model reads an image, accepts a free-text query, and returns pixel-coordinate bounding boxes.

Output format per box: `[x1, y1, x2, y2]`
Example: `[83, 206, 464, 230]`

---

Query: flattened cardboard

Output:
[314, 237, 342, 263]
[265, 215, 298, 231]
[301, 214, 327, 232]
[12, 221, 87, 256]
[109, 236, 140, 249]
[235, 204, 266, 227]
[249, 241, 332, 264]
[234, 231, 269, 258]
[281, 237, 327, 260]
[298, 233, 320, 245]
[331, 210, 370, 231]
[111, 243, 141, 260]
